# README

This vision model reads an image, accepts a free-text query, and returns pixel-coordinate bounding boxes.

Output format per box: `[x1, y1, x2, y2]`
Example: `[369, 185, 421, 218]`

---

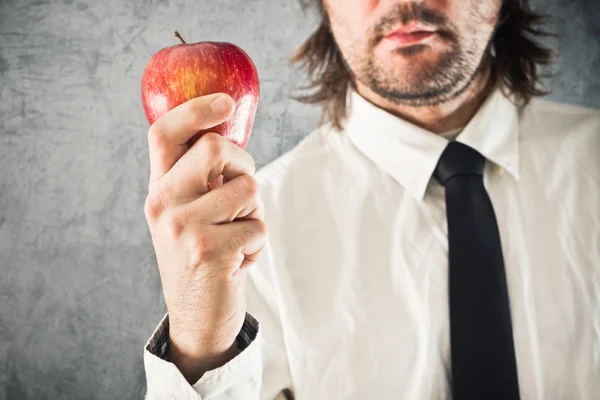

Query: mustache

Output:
[369, 2, 456, 47]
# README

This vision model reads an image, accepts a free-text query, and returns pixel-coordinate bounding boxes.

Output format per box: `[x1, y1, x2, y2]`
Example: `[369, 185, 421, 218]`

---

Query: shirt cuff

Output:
[146, 313, 259, 360]
[144, 313, 261, 399]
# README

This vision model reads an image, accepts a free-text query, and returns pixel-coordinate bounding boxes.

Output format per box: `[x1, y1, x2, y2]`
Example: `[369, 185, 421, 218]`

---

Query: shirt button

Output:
[495, 165, 506, 176]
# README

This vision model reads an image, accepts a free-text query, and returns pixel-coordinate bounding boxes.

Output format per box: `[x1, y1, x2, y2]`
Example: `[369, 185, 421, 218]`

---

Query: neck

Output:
[354, 65, 495, 134]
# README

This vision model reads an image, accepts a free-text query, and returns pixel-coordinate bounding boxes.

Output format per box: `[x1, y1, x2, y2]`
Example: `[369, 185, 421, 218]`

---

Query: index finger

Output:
[147, 93, 235, 182]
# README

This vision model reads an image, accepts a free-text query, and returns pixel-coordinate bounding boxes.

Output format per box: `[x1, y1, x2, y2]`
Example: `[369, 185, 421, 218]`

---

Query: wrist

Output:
[168, 333, 239, 383]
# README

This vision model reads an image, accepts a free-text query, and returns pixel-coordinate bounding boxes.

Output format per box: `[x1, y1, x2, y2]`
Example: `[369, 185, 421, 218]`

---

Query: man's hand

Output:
[144, 93, 266, 383]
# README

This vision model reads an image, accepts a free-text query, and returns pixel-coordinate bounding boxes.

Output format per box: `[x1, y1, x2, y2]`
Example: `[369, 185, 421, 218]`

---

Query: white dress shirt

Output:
[144, 86, 600, 399]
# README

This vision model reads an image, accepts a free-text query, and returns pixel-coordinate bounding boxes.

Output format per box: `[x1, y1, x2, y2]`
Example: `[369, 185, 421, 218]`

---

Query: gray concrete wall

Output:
[0, 0, 598, 399]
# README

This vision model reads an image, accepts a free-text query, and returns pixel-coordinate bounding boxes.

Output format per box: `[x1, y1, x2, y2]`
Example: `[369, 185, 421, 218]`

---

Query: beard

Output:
[346, 3, 492, 107]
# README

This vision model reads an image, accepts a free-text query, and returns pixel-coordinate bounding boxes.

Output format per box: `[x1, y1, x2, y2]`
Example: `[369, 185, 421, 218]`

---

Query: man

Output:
[142, 0, 600, 399]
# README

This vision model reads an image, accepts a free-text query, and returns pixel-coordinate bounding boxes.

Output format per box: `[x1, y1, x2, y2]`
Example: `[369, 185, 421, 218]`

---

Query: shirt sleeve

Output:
[143, 313, 262, 400]
[143, 241, 294, 400]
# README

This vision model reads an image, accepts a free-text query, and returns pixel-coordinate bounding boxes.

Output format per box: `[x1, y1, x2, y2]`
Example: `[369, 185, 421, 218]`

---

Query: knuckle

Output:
[145, 180, 177, 220]
[231, 220, 266, 250]
[251, 219, 268, 238]
[162, 210, 187, 239]
[201, 132, 225, 155]
[192, 228, 218, 262]
[144, 192, 166, 223]
[185, 101, 202, 125]
[239, 174, 259, 198]
[147, 122, 167, 149]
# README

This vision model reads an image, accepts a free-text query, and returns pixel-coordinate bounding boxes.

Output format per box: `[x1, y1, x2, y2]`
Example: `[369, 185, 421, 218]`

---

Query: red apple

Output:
[141, 32, 260, 149]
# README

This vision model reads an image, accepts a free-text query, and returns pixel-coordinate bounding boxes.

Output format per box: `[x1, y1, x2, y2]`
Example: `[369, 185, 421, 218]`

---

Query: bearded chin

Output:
[356, 39, 490, 107]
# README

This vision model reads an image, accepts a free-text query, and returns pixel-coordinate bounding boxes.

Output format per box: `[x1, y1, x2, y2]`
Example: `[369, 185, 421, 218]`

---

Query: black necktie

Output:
[434, 141, 520, 400]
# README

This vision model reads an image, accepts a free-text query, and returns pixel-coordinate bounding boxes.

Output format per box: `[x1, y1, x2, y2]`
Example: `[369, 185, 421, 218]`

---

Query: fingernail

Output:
[210, 95, 231, 115]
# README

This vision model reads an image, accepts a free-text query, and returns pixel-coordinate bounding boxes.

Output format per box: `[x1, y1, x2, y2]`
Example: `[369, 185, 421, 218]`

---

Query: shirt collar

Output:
[345, 86, 521, 201]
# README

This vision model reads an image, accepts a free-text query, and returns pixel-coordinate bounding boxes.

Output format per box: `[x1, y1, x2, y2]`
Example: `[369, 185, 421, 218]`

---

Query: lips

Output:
[384, 30, 436, 46]
[381, 23, 438, 46]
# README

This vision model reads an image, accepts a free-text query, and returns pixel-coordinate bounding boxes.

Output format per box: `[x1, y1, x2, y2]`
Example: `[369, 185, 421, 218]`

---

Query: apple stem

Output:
[174, 31, 186, 44]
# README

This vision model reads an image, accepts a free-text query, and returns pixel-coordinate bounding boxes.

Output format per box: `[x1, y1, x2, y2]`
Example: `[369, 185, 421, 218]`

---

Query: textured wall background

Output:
[0, 0, 598, 399]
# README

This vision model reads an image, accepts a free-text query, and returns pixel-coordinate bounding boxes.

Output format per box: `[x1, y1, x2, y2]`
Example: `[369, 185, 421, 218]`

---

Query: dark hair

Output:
[290, 0, 557, 131]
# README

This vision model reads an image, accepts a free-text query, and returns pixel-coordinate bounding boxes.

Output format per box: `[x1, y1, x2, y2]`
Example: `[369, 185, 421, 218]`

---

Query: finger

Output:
[147, 93, 236, 183]
[184, 174, 264, 225]
[214, 219, 268, 260]
[239, 241, 266, 270]
[218, 219, 267, 256]
[208, 175, 224, 191]
[163, 132, 255, 201]
[191, 219, 267, 271]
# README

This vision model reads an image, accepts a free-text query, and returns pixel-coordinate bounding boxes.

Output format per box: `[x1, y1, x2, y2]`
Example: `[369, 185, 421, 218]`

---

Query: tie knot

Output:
[434, 141, 485, 186]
